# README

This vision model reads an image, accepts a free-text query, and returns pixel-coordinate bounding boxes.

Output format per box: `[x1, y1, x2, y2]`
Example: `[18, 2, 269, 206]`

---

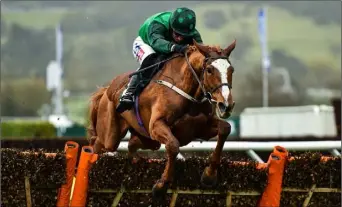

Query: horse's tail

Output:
[87, 86, 108, 145]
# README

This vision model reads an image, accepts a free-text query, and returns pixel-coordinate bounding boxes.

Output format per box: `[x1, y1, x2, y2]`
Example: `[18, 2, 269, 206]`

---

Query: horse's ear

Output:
[193, 39, 210, 56]
[223, 39, 236, 57]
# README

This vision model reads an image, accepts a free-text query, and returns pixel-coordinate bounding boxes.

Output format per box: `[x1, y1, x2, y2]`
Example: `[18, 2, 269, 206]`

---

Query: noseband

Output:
[184, 51, 233, 105]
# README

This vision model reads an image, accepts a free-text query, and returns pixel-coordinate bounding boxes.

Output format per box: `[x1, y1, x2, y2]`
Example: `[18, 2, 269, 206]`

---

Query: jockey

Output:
[116, 7, 203, 113]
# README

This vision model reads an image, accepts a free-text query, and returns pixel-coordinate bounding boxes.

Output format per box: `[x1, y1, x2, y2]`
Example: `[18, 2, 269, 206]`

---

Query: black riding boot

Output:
[116, 74, 140, 113]
[116, 53, 164, 113]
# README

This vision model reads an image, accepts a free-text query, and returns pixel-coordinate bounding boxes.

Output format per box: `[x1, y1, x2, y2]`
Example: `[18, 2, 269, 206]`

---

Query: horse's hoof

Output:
[152, 180, 169, 199]
[201, 167, 217, 187]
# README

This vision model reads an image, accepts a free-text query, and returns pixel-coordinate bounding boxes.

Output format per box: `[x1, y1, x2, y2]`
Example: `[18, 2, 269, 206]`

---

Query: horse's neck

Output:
[175, 62, 203, 100]
[159, 53, 204, 100]
[181, 53, 205, 100]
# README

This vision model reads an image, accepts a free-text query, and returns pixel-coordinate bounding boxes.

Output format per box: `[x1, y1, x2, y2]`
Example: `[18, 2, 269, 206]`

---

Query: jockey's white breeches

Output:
[132, 36, 156, 65]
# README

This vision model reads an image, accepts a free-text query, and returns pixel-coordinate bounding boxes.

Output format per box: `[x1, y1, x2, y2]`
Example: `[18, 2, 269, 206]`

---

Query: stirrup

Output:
[120, 88, 134, 100]
[120, 95, 134, 103]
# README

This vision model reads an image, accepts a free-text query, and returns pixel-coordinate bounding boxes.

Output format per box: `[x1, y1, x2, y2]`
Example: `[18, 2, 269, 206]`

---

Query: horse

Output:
[87, 39, 237, 198]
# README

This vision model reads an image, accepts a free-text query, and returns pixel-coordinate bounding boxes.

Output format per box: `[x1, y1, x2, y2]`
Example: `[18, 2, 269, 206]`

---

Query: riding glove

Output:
[172, 44, 188, 54]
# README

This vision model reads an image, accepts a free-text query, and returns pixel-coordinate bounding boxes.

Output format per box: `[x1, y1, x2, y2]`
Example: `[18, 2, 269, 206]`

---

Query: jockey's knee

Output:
[141, 53, 158, 67]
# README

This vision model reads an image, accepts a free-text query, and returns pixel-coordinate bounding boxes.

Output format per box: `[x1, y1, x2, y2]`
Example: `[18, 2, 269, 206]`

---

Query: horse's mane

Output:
[189, 44, 225, 54]
[186, 46, 204, 69]
[186, 44, 225, 69]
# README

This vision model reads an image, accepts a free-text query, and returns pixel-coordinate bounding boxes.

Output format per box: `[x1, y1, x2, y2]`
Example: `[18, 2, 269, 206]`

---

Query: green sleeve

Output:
[146, 22, 174, 54]
[193, 29, 203, 44]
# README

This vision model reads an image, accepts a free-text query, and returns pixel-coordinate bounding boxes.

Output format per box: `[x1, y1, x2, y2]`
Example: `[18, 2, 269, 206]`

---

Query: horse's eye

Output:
[207, 67, 213, 74]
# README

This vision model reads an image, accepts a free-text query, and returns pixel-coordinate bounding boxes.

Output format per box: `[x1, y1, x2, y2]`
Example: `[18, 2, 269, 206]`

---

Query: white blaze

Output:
[211, 59, 230, 104]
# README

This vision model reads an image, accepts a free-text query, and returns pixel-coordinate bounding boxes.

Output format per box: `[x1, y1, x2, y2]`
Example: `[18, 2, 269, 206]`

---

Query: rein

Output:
[128, 54, 183, 78]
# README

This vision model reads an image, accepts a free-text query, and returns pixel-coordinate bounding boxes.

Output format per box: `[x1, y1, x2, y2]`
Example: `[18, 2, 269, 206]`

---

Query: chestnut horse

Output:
[87, 40, 236, 197]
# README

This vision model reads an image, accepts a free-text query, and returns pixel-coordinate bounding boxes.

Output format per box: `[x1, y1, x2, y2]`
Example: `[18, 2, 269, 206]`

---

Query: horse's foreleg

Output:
[149, 119, 179, 198]
[201, 119, 231, 187]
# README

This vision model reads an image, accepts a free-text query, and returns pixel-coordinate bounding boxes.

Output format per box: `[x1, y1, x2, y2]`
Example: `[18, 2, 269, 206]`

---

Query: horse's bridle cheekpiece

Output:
[199, 56, 233, 104]
[155, 49, 232, 105]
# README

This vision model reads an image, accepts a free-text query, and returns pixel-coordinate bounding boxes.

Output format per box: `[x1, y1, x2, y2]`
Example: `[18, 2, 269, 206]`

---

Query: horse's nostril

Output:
[218, 102, 227, 113]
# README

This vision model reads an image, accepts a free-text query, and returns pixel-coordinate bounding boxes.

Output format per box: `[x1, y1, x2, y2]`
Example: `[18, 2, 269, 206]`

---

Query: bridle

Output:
[184, 50, 233, 105]
[153, 48, 234, 106]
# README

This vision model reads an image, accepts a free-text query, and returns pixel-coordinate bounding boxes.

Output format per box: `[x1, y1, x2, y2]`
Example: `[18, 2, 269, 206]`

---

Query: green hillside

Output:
[195, 3, 340, 70]
[1, 1, 340, 123]
[2, 3, 340, 70]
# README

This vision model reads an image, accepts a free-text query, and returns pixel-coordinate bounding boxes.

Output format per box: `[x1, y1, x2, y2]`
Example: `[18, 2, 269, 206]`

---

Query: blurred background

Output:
[1, 1, 341, 140]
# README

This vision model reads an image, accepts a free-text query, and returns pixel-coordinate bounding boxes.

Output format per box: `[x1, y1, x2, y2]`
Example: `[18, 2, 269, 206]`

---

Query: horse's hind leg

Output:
[93, 138, 104, 154]
[128, 131, 161, 161]
[96, 93, 127, 153]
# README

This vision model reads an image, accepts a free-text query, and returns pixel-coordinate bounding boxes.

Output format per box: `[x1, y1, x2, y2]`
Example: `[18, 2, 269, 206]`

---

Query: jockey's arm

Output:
[147, 22, 175, 54]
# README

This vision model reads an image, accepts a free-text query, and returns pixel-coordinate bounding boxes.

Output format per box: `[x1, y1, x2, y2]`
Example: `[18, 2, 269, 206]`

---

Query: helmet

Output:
[170, 7, 197, 37]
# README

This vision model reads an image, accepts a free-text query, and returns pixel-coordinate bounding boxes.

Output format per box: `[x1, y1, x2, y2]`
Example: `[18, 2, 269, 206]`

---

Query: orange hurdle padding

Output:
[56, 141, 80, 207]
[70, 146, 98, 207]
[258, 146, 288, 207]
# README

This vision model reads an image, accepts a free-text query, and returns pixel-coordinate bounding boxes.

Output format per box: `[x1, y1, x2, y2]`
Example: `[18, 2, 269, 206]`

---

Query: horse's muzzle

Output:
[218, 102, 227, 114]
[216, 101, 235, 119]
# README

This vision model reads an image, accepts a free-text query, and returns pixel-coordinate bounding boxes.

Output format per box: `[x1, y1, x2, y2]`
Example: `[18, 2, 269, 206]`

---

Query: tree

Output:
[203, 10, 227, 30]
[1, 78, 50, 116]
[1, 16, 7, 36]
[1, 23, 54, 79]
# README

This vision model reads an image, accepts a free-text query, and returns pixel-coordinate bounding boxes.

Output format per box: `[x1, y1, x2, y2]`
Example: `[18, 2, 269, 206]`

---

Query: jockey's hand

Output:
[172, 44, 188, 54]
